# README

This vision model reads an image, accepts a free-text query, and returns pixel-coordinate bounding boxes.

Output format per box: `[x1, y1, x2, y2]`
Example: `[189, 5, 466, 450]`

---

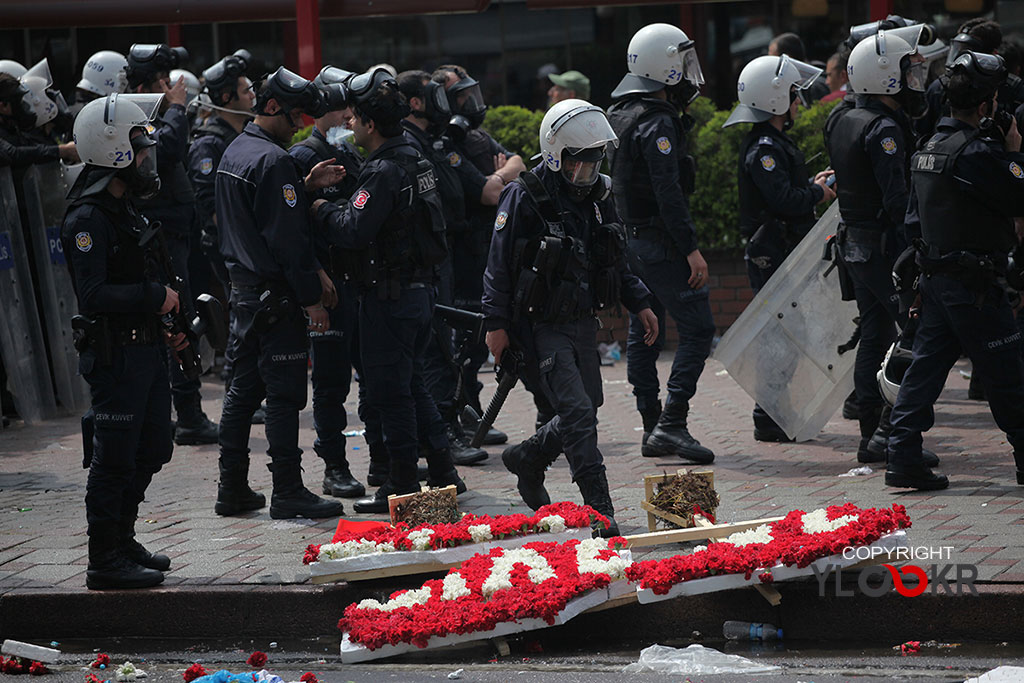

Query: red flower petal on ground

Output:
[4, 658, 25, 674]
[28, 661, 48, 675]
[183, 663, 207, 682]
[299, 673, 319, 683]
[245, 651, 268, 668]
[91, 654, 110, 669]
[85, 674, 102, 683]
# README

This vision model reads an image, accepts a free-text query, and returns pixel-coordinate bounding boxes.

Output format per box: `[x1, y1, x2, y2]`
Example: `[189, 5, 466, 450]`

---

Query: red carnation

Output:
[246, 651, 268, 668]
[183, 663, 207, 682]
[91, 654, 110, 669]
[4, 657, 26, 674]
[900, 640, 921, 656]
[29, 661, 48, 675]
[85, 674, 102, 683]
[299, 673, 319, 683]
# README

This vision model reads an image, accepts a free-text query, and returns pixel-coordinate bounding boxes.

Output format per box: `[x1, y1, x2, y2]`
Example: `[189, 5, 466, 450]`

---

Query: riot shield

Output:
[0, 167, 57, 424]
[20, 162, 90, 414]
[713, 202, 858, 442]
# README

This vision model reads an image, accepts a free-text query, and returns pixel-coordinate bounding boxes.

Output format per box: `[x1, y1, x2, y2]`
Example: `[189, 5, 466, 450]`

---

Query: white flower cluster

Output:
[441, 572, 471, 600]
[481, 547, 557, 598]
[720, 523, 774, 547]
[408, 528, 435, 551]
[537, 515, 567, 534]
[357, 586, 433, 612]
[115, 661, 146, 681]
[575, 538, 628, 579]
[319, 538, 395, 560]
[801, 509, 858, 534]
[468, 524, 494, 543]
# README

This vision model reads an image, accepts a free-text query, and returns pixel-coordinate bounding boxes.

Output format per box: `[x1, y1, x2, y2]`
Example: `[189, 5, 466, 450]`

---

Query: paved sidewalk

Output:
[1, 350, 1022, 601]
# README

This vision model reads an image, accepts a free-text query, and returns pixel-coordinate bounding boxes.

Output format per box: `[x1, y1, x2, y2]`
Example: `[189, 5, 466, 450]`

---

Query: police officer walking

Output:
[723, 54, 835, 441]
[312, 70, 465, 513]
[888, 52, 1024, 490]
[63, 92, 179, 589]
[607, 23, 716, 463]
[827, 26, 942, 466]
[214, 67, 345, 519]
[289, 67, 367, 499]
[484, 99, 657, 537]
[126, 43, 220, 446]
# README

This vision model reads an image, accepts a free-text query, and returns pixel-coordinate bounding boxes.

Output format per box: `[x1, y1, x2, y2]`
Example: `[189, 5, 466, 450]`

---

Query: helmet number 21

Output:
[114, 149, 133, 164]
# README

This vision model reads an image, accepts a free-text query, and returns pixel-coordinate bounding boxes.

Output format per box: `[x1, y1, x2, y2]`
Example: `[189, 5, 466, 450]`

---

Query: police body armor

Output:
[606, 97, 696, 226]
[338, 146, 447, 297]
[136, 151, 195, 211]
[911, 130, 1016, 256]
[192, 116, 239, 149]
[828, 107, 889, 226]
[294, 132, 362, 202]
[739, 129, 815, 239]
[510, 170, 624, 324]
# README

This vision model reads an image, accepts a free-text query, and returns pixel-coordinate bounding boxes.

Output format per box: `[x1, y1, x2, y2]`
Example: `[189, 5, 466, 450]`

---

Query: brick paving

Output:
[1, 350, 1022, 595]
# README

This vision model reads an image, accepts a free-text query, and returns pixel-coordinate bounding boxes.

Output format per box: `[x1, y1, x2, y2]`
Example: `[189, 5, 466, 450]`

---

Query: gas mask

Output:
[117, 131, 161, 199]
[898, 57, 929, 119]
[561, 147, 605, 202]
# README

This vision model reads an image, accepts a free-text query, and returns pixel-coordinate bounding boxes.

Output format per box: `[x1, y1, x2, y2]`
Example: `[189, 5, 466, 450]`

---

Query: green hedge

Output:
[481, 97, 840, 251]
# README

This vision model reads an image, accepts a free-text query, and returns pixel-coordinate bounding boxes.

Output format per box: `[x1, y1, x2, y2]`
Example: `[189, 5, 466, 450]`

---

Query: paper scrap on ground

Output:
[622, 644, 781, 675]
[964, 666, 1024, 683]
[838, 466, 873, 477]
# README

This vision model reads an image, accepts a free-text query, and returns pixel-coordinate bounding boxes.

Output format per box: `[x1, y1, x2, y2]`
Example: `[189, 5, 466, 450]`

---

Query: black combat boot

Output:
[322, 461, 366, 498]
[447, 422, 488, 465]
[502, 433, 557, 511]
[575, 471, 620, 538]
[856, 404, 884, 463]
[173, 395, 219, 446]
[354, 458, 420, 514]
[86, 526, 164, 590]
[268, 465, 345, 519]
[865, 405, 940, 467]
[639, 400, 662, 447]
[214, 461, 266, 516]
[885, 459, 949, 491]
[119, 517, 170, 571]
[424, 445, 468, 493]
[841, 389, 860, 420]
[461, 405, 508, 446]
[366, 443, 428, 486]
[642, 399, 714, 463]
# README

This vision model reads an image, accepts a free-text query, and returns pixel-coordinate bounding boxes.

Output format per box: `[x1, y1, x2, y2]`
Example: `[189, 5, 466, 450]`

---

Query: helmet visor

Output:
[778, 54, 822, 90]
[561, 148, 603, 187]
[904, 60, 928, 92]
[129, 127, 158, 174]
[318, 66, 355, 86]
[22, 59, 52, 88]
[945, 32, 981, 67]
[547, 104, 618, 152]
[451, 81, 486, 115]
[680, 46, 705, 87]
[430, 82, 451, 116]
[882, 25, 924, 54]
[116, 93, 163, 122]
[348, 67, 395, 104]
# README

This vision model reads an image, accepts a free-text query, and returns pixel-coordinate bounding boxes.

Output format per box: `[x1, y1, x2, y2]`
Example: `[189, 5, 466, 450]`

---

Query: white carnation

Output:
[468, 524, 494, 543]
[575, 538, 628, 579]
[320, 538, 389, 559]
[441, 572, 471, 600]
[538, 515, 567, 534]
[720, 524, 774, 547]
[481, 547, 557, 598]
[115, 661, 146, 681]
[357, 586, 433, 612]
[801, 509, 859, 534]
[408, 528, 435, 551]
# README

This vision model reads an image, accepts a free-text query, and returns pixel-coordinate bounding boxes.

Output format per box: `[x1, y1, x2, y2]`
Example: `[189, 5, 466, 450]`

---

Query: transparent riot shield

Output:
[713, 202, 858, 441]
[0, 167, 57, 424]
[20, 162, 90, 414]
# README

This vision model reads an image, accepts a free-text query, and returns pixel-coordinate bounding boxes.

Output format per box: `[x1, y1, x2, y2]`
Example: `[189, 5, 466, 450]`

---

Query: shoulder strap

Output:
[297, 133, 337, 163]
[513, 170, 564, 238]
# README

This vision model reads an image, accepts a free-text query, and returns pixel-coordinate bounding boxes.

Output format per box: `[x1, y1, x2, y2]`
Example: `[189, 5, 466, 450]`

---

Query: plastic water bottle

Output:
[723, 620, 783, 640]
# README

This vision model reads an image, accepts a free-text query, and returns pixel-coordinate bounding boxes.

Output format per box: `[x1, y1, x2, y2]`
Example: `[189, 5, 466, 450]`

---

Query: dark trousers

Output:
[359, 286, 447, 488]
[844, 242, 898, 411]
[523, 318, 605, 481]
[83, 344, 173, 529]
[889, 274, 1024, 464]
[310, 281, 358, 467]
[746, 247, 785, 432]
[626, 237, 715, 413]
[218, 291, 309, 478]
[421, 259, 458, 421]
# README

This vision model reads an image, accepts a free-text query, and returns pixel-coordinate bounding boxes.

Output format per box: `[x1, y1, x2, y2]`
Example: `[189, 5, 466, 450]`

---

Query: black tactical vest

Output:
[606, 97, 695, 224]
[374, 145, 448, 270]
[912, 130, 1016, 255]
[294, 131, 363, 201]
[738, 125, 815, 237]
[192, 116, 238, 147]
[828, 107, 888, 226]
[137, 114, 195, 209]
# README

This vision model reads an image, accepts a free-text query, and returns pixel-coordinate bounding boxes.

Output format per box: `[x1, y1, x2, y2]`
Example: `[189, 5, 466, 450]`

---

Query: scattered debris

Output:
[393, 487, 460, 526]
[447, 669, 464, 680]
[623, 644, 780, 674]
[838, 466, 873, 477]
[1, 641, 61, 665]
[649, 472, 719, 528]
[965, 666, 1024, 682]
[245, 652, 268, 668]
[115, 661, 146, 681]
[897, 640, 921, 656]
[183, 663, 208, 682]
[91, 654, 110, 669]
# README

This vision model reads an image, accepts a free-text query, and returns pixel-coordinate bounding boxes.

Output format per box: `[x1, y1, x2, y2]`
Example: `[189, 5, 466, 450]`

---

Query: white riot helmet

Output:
[539, 98, 617, 189]
[723, 55, 823, 127]
[171, 68, 201, 106]
[20, 59, 60, 127]
[0, 60, 27, 78]
[73, 93, 162, 199]
[78, 51, 128, 97]
[612, 23, 704, 103]
[877, 339, 914, 406]
[847, 25, 926, 95]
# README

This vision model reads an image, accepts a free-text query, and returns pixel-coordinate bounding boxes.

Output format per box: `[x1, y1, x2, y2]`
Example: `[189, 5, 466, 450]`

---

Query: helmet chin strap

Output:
[189, 98, 255, 119]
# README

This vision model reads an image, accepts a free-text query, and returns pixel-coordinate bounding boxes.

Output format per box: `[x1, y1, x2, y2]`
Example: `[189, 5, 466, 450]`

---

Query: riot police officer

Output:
[188, 49, 255, 291]
[214, 67, 345, 519]
[827, 26, 940, 466]
[72, 51, 128, 117]
[312, 69, 465, 513]
[126, 43, 219, 446]
[607, 23, 715, 463]
[888, 52, 1024, 490]
[288, 68, 367, 499]
[0, 72, 78, 166]
[63, 93, 179, 589]
[484, 99, 657, 537]
[723, 54, 836, 442]
[397, 69, 488, 466]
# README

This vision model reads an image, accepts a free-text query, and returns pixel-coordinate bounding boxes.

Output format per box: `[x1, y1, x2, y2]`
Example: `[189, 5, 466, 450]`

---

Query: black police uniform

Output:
[215, 121, 341, 519]
[827, 96, 914, 457]
[316, 135, 463, 508]
[920, 72, 1024, 138]
[482, 163, 650, 531]
[289, 126, 365, 497]
[136, 102, 216, 443]
[63, 186, 173, 589]
[738, 121, 823, 438]
[607, 95, 716, 459]
[890, 117, 1024, 486]
[188, 114, 240, 289]
[0, 120, 61, 167]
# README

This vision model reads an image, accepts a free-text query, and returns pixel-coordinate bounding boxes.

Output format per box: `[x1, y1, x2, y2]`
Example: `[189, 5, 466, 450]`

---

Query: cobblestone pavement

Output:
[1, 352, 1022, 594]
